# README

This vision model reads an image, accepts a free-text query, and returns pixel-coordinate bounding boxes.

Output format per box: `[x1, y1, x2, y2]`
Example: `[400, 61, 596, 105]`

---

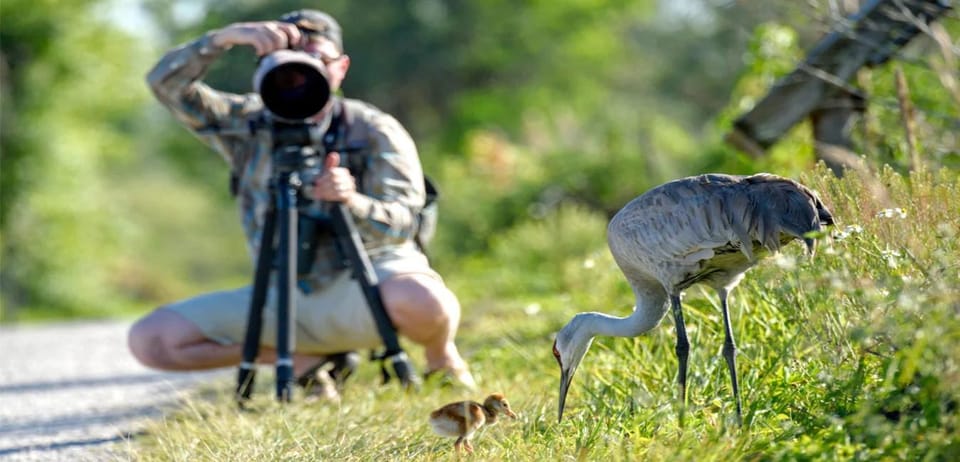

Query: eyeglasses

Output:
[297, 36, 342, 65]
[308, 53, 342, 66]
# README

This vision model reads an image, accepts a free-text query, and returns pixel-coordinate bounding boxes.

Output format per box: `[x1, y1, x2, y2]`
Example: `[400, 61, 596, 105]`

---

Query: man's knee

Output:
[381, 275, 459, 329]
[127, 308, 194, 370]
[128, 314, 162, 369]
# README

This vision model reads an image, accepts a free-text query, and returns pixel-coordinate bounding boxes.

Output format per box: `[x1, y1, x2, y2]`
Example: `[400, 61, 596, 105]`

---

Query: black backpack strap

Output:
[325, 100, 369, 192]
[322, 98, 347, 153]
[414, 176, 439, 257]
[230, 173, 240, 197]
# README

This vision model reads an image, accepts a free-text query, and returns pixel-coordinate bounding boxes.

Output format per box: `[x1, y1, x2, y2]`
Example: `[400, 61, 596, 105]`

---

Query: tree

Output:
[1, 0, 198, 319]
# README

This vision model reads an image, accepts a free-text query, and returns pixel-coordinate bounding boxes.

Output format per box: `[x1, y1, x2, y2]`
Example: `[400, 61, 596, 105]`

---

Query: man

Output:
[129, 9, 475, 399]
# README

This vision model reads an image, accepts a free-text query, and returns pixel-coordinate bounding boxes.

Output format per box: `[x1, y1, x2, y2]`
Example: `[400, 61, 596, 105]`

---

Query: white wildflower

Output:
[881, 246, 901, 269]
[524, 303, 541, 316]
[832, 224, 863, 241]
[582, 258, 596, 269]
[881, 247, 901, 258]
[773, 252, 796, 270]
[876, 208, 907, 219]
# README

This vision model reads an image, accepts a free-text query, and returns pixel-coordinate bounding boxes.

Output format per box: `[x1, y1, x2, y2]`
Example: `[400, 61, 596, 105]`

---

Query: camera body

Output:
[253, 49, 332, 122]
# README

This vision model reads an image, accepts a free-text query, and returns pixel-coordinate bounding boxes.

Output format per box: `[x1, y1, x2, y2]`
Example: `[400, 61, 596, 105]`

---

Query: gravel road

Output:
[0, 320, 230, 461]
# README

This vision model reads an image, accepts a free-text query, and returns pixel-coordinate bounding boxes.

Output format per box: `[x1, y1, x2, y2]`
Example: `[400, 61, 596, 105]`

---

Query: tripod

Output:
[235, 123, 419, 404]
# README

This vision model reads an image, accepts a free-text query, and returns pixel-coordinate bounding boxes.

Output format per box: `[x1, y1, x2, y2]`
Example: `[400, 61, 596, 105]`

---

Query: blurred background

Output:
[1, 0, 957, 322]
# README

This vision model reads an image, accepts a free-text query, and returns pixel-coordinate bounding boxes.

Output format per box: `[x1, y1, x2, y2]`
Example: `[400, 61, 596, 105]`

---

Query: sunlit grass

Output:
[127, 165, 960, 461]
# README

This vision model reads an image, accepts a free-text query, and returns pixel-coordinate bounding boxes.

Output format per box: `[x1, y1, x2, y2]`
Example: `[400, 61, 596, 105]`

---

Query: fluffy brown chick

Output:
[428, 393, 517, 453]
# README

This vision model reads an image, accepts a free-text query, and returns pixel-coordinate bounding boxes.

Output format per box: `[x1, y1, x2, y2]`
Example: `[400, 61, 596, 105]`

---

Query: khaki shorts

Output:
[164, 247, 441, 354]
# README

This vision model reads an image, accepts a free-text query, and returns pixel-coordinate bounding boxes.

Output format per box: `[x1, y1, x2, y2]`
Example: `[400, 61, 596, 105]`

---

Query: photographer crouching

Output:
[129, 9, 476, 401]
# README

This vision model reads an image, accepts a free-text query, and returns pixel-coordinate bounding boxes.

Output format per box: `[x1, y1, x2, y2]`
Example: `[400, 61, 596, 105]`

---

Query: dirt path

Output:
[0, 320, 229, 461]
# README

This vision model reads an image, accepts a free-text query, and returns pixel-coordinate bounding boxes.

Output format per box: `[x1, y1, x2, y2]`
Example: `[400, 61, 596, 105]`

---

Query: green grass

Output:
[126, 165, 960, 461]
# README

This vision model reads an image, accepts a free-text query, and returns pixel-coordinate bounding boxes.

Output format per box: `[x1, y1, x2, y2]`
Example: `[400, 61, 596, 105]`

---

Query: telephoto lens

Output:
[253, 50, 331, 121]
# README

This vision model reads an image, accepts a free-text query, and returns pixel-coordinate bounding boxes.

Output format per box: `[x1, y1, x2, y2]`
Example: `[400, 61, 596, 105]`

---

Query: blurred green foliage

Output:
[1, 0, 957, 323]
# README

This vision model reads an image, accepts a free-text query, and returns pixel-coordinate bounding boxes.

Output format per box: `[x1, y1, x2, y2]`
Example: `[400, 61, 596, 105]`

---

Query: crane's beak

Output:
[555, 334, 588, 423]
[558, 366, 572, 422]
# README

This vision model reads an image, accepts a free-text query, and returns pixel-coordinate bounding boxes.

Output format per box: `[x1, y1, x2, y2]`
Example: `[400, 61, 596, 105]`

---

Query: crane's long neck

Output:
[586, 286, 668, 338]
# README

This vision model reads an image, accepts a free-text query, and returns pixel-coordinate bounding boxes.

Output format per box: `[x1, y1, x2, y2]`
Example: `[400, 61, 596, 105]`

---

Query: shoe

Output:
[326, 351, 361, 386]
[297, 352, 360, 402]
[299, 368, 340, 403]
[424, 364, 477, 390]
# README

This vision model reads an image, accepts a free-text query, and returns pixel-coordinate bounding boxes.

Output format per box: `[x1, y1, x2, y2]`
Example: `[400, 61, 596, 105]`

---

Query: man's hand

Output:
[311, 152, 356, 204]
[210, 21, 303, 56]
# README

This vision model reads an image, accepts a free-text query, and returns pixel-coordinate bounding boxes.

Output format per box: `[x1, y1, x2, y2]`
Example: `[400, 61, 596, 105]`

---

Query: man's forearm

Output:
[146, 33, 225, 106]
[348, 192, 422, 241]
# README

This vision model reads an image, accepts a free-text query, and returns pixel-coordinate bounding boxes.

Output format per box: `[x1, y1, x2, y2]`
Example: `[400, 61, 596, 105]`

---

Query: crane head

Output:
[553, 313, 596, 423]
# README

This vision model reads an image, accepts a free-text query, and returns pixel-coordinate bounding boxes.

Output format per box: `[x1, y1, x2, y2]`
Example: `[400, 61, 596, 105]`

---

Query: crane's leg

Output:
[718, 288, 743, 426]
[670, 294, 689, 427]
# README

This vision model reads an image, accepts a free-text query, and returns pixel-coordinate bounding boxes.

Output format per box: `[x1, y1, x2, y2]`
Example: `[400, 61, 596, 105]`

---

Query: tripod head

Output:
[269, 121, 325, 179]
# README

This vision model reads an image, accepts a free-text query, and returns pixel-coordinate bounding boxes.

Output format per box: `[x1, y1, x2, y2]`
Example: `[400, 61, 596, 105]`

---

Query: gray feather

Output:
[608, 173, 834, 293]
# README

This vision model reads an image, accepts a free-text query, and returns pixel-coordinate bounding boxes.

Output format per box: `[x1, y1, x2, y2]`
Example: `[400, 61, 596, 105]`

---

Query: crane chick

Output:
[553, 173, 834, 426]
[429, 392, 517, 453]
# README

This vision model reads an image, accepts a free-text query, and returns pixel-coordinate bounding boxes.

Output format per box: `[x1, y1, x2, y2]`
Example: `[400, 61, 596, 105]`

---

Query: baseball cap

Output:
[279, 9, 343, 51]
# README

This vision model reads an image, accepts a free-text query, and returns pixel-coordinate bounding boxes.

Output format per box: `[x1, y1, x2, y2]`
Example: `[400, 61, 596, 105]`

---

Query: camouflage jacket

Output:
[147, 33, 427, 289]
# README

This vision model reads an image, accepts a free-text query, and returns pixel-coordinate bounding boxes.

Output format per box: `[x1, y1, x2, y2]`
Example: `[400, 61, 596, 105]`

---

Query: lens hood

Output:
[253, 50, 332, 121]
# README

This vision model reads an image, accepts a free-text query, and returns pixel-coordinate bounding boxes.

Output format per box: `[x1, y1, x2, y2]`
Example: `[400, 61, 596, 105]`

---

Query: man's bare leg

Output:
[380, 274, 475, 388]
[127, 308, 324, 376]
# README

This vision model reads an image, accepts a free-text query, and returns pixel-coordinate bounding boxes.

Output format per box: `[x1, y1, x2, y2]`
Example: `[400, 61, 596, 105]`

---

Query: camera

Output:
[252, 51, 339, 279]
[253, 50, 332, 122]
[250, 49, 332, 190]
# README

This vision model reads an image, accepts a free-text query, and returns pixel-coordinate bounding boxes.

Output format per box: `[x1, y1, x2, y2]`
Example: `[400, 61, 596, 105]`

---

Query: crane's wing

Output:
[607, 174, 833, 283]
[608, 175, 744, 268]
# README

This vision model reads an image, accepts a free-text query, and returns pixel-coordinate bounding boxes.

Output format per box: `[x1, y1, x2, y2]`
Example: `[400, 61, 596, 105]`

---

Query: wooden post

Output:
[725, 0, 952, 159]
[810, 89, 867, 176]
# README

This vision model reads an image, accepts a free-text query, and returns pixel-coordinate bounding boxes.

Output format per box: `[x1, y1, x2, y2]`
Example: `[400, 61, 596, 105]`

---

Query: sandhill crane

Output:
[553, 173, 834, 426]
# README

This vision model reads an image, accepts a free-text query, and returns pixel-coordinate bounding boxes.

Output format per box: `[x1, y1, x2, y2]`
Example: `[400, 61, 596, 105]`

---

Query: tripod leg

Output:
[236, 203, 278, 405]
[275, 178, 298, 402]
[329, 204, 420, 390]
